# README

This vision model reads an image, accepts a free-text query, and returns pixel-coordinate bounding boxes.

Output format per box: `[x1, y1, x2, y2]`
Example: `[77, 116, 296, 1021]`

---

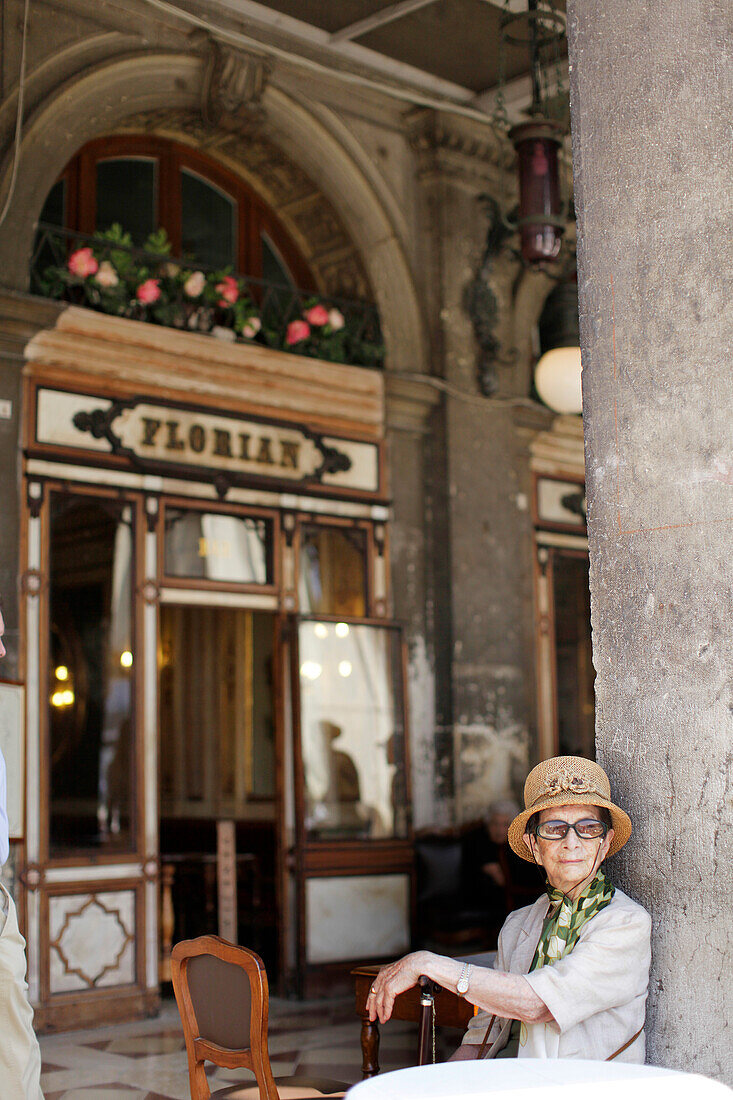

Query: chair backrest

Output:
[171, 935, 279, 1100]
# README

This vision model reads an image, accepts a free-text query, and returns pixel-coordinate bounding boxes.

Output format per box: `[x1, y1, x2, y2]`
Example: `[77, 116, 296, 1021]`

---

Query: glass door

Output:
[158, 605, 280, 976]
[289, 617, 412, 995]
[32, 485, 151, 1031]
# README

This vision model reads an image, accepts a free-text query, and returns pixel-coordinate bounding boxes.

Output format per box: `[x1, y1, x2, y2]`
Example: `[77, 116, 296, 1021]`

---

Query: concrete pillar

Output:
[567, 0, 733, 1083]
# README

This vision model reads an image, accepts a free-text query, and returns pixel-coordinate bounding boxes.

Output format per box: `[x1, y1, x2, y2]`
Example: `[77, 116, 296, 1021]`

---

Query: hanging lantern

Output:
[509, 118, 565, 264]
[535, 279, 582, 414]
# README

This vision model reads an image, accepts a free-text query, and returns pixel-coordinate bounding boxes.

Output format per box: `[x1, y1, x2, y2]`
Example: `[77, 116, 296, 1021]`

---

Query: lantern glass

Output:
[510, 120, 565, 264]
[535, 346, 583, 414]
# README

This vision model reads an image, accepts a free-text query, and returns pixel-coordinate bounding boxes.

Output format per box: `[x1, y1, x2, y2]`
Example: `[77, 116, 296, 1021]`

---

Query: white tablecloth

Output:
[347, 1059, 732, 1100]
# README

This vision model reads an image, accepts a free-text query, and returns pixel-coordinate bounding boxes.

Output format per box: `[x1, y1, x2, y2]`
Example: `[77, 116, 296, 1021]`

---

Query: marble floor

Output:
[39, 996, 463, 1100]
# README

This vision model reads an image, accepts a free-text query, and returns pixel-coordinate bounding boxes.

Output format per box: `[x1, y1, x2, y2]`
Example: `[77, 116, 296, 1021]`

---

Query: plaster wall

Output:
[568, 0, 733, 1081]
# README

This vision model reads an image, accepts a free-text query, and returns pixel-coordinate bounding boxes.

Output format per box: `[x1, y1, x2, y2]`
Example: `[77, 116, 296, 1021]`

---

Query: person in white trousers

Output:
[0, 606, 44, 1098]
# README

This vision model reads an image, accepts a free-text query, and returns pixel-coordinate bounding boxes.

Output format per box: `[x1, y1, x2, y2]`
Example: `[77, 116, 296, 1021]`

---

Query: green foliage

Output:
[39, 226, 385, 368]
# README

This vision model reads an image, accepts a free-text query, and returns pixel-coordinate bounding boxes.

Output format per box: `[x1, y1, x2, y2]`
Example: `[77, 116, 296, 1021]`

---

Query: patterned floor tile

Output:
[39, 994, 439, 1098]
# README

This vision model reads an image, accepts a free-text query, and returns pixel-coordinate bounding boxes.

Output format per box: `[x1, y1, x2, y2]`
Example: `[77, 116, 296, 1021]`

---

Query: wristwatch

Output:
[456, 962, 473, 996]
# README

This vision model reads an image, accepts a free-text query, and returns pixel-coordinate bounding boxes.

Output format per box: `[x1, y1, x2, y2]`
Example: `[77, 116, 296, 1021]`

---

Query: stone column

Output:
[567, 0, 733, 1082]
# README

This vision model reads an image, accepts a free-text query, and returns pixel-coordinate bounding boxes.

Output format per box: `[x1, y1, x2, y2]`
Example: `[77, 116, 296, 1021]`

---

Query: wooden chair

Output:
[171, 936, 350, 1100]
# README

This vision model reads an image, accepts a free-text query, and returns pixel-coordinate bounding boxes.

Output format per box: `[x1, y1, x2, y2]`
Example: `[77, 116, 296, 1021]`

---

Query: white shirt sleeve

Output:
[0, 747, 10, 866]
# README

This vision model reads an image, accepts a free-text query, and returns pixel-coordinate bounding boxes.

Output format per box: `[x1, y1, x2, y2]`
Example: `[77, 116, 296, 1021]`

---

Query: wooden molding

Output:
[24, 306, 385, 441]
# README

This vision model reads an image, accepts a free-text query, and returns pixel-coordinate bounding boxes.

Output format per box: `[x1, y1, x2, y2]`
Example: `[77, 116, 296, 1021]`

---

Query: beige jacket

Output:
[460, 887, 652, 1062]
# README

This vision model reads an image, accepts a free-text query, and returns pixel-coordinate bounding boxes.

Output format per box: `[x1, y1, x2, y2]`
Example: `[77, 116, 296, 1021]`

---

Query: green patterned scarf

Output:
[532, 869, 615, 971]
[516, 870, 615, 1050]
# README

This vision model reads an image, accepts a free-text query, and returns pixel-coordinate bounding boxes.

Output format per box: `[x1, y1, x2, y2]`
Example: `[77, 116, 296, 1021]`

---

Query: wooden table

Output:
[353, 964, 476, 1078]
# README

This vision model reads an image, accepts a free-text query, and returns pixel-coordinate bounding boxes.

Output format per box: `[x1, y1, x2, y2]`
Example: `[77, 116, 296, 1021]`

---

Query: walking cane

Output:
[417, 974, 437, 1065]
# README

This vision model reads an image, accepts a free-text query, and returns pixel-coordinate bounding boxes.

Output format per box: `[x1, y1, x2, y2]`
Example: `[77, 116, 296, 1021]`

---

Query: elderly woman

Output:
[368, 756, 651, 1063]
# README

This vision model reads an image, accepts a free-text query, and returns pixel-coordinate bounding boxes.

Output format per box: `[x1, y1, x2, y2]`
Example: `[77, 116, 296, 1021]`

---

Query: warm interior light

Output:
[535, 347, 583, 414]
[55, 665, 69, 681]
[314, 623, 329, 639]
[51, 689, 75, 708]
[335, 622, 350, 638]
[338, 660, 353, 678]
[300, 661, 322, 681]
[120, 650, 133, 668]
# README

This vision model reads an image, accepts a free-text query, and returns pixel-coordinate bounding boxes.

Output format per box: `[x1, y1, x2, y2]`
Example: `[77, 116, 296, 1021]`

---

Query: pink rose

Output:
[184, 271, 206, 297]
[136, 278, 161, 304]
[327, 308, 345, 331]
[242, 317, 262, 339]
[286, 320, 310, 345]
[94, 260, 119, 288]
[216, 275, 239, 307]
[305, 304, 329, 326]
[68, 247, 98, 278]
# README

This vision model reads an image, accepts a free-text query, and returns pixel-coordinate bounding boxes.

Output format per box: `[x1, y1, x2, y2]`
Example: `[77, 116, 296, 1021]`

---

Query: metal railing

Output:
[30, 222, 385, 370]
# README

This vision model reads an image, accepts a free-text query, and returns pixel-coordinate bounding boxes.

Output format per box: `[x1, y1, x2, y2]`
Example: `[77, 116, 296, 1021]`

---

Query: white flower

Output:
[95, 260, 119, 288]
[184, 271, 206, 297]
[211, 325, 236, 342]
[327, 308, 345, 331]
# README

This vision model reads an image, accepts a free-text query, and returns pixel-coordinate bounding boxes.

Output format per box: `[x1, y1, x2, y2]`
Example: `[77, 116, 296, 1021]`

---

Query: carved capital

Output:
[406, 107, 515, 183]
[202, 41, 273, 128]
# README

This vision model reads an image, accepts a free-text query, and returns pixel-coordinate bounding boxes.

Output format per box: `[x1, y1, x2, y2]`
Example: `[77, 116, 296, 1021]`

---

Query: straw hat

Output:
[508, 756, 632, 862]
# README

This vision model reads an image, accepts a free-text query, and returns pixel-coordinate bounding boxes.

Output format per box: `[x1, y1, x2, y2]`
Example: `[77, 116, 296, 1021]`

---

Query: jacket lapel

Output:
[484, 897, 549, 1059]
[510, 896, 548, 974]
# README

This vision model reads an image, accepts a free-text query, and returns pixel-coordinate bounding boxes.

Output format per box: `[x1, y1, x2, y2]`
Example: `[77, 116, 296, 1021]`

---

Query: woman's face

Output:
[527, 803, 614, 897]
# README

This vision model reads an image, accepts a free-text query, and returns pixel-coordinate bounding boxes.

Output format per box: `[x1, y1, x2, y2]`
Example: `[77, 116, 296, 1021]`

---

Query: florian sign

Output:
[33, 388, 380, 496]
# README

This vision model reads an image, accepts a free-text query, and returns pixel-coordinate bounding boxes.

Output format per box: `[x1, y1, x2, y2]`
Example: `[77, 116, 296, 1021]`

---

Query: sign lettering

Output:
[35, 388, 380, 495]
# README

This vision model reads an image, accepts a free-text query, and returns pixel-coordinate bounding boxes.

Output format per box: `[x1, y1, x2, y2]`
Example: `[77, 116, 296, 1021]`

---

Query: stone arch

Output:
[0, 50, 425, 372]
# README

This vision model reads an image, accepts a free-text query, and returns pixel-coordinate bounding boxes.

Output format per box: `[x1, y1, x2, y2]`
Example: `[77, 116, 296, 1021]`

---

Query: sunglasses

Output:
[533, 819, 608, 841]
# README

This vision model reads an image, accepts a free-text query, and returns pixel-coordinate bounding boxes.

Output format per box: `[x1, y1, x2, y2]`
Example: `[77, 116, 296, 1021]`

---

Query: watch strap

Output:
[457, 962, 473, 995]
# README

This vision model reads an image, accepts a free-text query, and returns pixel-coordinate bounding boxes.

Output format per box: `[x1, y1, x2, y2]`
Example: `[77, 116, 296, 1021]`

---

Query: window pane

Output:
[261, 233, 295, 287]
[299, 526, 367, 617]
[298, 622, 407, 841]
[96, 158, 156, 244]
[553, 554, 595, 758]
[40, 178, 65, 226]
[164, 509, 271, 585]
[32, 179, 66, 292]
[181, 169, 236, 269]
[49, 493, 136, 853]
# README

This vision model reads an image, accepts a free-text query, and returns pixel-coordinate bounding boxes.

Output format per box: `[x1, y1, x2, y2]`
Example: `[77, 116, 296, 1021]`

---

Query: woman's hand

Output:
[367, 952, 428, 1023]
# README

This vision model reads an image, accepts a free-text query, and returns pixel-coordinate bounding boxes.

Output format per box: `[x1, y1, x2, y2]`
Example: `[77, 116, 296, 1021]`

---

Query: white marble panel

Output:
[49, 890, 136, 994]
[306, 874, 409, 964]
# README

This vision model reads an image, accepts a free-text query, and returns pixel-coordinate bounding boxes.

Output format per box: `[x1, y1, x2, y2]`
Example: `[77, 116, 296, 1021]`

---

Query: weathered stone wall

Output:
[409, 116, 540, 819]
[568, 0, 733, 1082]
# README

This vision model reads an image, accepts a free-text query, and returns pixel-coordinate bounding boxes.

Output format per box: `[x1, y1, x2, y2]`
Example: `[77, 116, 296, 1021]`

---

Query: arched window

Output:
[38, 135, 315, 289]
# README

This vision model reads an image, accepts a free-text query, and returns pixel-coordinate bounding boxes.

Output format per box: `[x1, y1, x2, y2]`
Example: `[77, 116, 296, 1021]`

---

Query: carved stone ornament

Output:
[201, 40, 273, 128]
